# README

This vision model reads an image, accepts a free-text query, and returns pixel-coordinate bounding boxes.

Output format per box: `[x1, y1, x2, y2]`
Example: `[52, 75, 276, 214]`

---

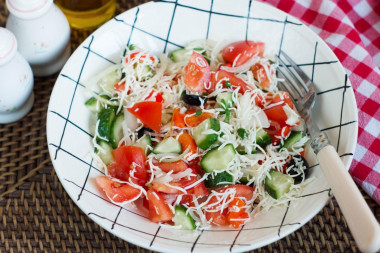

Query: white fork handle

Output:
[318, 145, 380, 252]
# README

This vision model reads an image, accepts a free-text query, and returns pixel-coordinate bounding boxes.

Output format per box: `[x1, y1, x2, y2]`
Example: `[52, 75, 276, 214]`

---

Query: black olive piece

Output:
[181, 92, 208, 106]
[137, 127, 154, 139]
[287, 155, 310, 184]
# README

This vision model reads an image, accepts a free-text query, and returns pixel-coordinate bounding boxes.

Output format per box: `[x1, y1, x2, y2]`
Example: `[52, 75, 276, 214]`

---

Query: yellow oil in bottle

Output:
[55, 0, 117, 30]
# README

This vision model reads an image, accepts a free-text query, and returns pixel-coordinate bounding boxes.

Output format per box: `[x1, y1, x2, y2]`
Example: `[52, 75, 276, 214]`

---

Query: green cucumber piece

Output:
[265, 169, 294, 199]
[205, 171, 234, 188]
[174, 205, 196, 230]
[282, 131, 304, 150]
[134, 135, 152, 154]
[216, 92, 234, 109]
[141, 65, 153, 80]
[110, 113, 124, 148]
[85, 94, 112, 113]
[98, 70, 120, 93]
[193, 118, 220, 150]
[96, 140, 114, 165]
[97, 108, 116, 141]
[153, 137, 182, 154]
[256, 129, 271, 148]
[170, 48, 206, 63]
[200, 144, 236, 172]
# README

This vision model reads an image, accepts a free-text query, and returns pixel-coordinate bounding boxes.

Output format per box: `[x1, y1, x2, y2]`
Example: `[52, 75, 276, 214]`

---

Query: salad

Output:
[85, 40, 311, 230]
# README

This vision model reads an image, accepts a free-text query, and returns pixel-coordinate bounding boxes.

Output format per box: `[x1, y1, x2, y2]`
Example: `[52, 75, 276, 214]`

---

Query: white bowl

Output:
[47, 1, 358, 252]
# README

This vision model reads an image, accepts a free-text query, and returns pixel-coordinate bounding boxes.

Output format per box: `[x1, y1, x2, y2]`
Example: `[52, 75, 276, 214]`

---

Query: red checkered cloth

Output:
[258, 0, 380, 205]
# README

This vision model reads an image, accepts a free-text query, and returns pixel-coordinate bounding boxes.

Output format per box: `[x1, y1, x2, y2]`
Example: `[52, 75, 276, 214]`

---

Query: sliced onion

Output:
[221, 55, 260, 73]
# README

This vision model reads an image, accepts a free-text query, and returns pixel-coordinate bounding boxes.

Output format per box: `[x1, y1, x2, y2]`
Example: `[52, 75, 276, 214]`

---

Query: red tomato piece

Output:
[114, 81, 126, 92]
[180, 194, 196, 207]
[216, 185, 255, 200]
[272, 91, 294, 108]
[152, 182, 184, 194]
[271, 126, 291, 145]
[205, 207, 229, 226]
[211, 70, 253, 94]
[172, 107, 186, 128]
[222, 41, 265, 67]
[127, 101, 162, 132]
[188, 181, 209, 197]
[145, 90, 164, 103]
[146, 188, 173, 223]
[264, 104, 288, 128]
[184, 51, 211, 92]
[111, 145, 147, 182]
[126, 52, 156, 63]
[227, 211, 249, 228]
[251, 63, 271, 90]
[96, 176, 142, 203]
[178, 133, 197, 159]
[184, 111, 213, 127]
[228, 197, 246, 210]
[153, 159, 188, 173]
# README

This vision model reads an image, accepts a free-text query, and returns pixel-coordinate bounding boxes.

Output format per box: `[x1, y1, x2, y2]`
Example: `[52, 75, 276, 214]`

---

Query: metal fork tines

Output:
[276, 51, 317, 121]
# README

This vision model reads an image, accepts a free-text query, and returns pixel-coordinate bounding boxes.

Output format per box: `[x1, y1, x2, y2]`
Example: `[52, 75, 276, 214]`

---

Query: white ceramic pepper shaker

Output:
[0, 28, 34, 124]
[6, 0, 71, 76]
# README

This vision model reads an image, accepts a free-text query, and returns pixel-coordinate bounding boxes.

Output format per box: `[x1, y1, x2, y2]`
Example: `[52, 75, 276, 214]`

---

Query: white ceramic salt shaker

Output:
[6, 0, 71, 76]
[0, 28, 34, 124]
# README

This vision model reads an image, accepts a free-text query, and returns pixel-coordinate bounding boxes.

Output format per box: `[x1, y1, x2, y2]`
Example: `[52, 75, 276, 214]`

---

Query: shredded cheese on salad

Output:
[85, 40, 312, 230]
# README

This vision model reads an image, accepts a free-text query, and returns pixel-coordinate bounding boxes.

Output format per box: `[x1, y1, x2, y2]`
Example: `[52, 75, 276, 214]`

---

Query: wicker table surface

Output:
[0, 0, 379, 252]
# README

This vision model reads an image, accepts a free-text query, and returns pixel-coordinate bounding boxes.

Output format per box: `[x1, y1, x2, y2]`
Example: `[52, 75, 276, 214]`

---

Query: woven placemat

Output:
[0, 1, 379, 252]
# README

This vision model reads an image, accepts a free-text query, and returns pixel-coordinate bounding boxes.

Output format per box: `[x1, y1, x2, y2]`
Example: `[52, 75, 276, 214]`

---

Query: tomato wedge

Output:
[152, 182, 184, 194]
[271, 126, 291, 145]
[146, 188, 173, 223]
[251, 63, 271, 90]
[264, 104, 288, 127]
[111, 145, 147, 182]
[153, 159, 188, 173]
[227, 211, 249, 228]
[127, 101, 162, 132]
[96, 176, 142, 203]
[271, 91, 294, 108]
[211, 70, 252, 94]
[184, 51, 211, 92]
[222, 41, 265, 67]
[178, 133, 197, 159]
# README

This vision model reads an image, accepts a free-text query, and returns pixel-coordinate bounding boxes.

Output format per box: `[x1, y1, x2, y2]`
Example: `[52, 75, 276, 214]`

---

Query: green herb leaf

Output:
[237, 128, 246, 139]
[195, 110, 202, 116]
[224, 81, 232, 88]
[224, 110, 231, 123]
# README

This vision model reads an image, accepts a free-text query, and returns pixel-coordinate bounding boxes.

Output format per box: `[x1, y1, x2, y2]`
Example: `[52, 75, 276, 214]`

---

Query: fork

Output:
[277, 51, 380, 253]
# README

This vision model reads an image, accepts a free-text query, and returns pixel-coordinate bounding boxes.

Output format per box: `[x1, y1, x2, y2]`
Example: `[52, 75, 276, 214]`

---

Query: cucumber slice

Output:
[265, 169, 294, 199]
[97, 108, 116, 141]
[205, 171, 234, 188]
[85, 97, 99, 112]
[216, 92, 234, 109]
[85, 94, 112, 113]
[134, 135, 152, 154]
[256, 129, 271, 148]
[282, 131, 304, 150]
[98, 70, 120, 94]
[141, 65, 153, 80]
[236, 146, 258, 155]
[153, 137, 182, 154]
[96, 140, 114, 165]
[201, 144, 236, 173]
[110, 113, 124, 148]
[174, 205, 196, 230]
[193, 118, 220, 150]
[170, 48, 206, 63]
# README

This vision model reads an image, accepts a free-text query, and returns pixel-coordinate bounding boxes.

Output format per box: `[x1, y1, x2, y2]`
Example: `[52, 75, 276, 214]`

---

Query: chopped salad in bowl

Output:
[85, 40, 311, 230]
